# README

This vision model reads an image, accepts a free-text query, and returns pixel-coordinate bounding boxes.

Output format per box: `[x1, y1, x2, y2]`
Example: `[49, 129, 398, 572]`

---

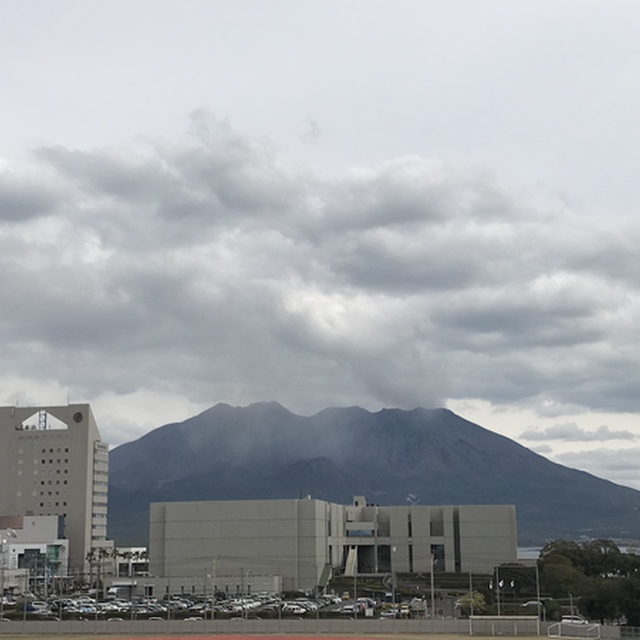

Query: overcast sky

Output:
[2, 0, 640, 489]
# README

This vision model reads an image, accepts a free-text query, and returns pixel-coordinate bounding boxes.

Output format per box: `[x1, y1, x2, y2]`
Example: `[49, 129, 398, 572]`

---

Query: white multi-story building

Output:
[149, 496, 517, 592]
[0, 404, 111, 576]
[0, 514, 68, 594]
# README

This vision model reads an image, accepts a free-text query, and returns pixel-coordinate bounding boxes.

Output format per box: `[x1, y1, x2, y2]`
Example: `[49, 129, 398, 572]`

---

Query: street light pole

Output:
[353, 570, 357, 620]
[244, 569, 251, 619]
[535, 563, 541, 635]
[392, 573, 396, 618]
[430, 554, 435, 621]
[211, 556, 217, 622]
[468, 572, 474, 636]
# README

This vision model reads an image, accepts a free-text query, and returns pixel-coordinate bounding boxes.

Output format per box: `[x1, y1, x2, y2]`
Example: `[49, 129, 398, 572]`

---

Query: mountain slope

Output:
[108, 403, 640, 546]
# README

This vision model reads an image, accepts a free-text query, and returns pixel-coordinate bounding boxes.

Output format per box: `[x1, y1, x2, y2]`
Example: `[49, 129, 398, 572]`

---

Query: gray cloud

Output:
[0, 169, 65, 222]
[531, 445, 552, 454]
[2, 112, 640, 437]
[555, 448, 640, 490]
[520, 423, 637, 442]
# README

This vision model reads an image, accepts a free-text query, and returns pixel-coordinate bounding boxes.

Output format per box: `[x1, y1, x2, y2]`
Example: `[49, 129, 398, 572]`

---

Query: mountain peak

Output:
[108, 403, 640, 547]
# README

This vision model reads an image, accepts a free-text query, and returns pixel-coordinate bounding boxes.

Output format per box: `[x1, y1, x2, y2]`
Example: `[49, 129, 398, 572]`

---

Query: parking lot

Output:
[0, 591, 426, 622]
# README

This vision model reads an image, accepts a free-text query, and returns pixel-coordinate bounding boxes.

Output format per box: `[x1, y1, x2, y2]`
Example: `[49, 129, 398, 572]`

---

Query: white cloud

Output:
[554, 448, 640, 490]
[0, 111, 637, 456]
[0, 0, 639, 475]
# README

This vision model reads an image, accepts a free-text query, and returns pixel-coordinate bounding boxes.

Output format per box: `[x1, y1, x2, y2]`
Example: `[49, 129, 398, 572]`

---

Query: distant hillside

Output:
[108, 402, 640, 546]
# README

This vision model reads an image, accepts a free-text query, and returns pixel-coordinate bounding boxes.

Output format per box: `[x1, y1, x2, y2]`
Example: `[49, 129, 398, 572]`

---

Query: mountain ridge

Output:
[108, 402, 640, 547]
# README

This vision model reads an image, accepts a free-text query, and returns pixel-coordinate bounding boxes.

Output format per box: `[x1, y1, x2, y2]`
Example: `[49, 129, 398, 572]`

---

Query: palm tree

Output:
[118, 549, 133, 578]
[92, 547, 112, 601]
[85, 549, 96, 592]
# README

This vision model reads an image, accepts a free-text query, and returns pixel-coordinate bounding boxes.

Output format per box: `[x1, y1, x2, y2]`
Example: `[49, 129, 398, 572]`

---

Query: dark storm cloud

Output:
[1, 112, 639, 419]
[433, 290, 604, 351]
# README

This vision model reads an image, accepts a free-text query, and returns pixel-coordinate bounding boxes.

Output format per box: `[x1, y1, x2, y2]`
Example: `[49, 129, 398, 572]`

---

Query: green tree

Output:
[581, 539, 626, 578]
[539, 540, 586, 572]
[542, 598, 562, 622]
[581, 578, 624, 624]
[538, 538, 640, 623]
[540, 554, 590, 599]
[459, 590, 486, 616]
[617, 575, 640, 626]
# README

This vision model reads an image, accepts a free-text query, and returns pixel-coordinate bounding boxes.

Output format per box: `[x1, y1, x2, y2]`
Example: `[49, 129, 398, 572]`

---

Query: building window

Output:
[430, 508, 444, 537]
[377, 545, 391, 573]
[431, 544, 445, 572]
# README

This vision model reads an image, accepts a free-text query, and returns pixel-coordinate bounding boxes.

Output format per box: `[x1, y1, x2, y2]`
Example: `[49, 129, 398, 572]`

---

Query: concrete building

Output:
[149, 496, 517, 593]
[0, 515, 68, 595]
[0, 404, 110, 576]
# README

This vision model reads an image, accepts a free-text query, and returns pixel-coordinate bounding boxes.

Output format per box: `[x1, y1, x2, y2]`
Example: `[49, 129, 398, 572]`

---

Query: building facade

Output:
[0, 404, 110, 576]
[0, 514, 68, 595]
[149, 496, 517, 592]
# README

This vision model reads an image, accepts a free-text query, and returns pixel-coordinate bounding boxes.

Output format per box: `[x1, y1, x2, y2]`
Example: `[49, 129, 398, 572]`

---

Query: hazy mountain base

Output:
[108, 402, 640, 547]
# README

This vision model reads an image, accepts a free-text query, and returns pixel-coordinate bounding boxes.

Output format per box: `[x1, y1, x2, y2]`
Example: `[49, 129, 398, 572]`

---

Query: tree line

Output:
[539, 539, 640, 625]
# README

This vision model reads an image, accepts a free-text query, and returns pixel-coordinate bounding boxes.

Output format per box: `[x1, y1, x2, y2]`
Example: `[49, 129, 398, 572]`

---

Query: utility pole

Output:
[211, 556, 217, 622]
[535, 564, 541, 635]
[430, 554, 435, 620]
[468, 572, 474, 636]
